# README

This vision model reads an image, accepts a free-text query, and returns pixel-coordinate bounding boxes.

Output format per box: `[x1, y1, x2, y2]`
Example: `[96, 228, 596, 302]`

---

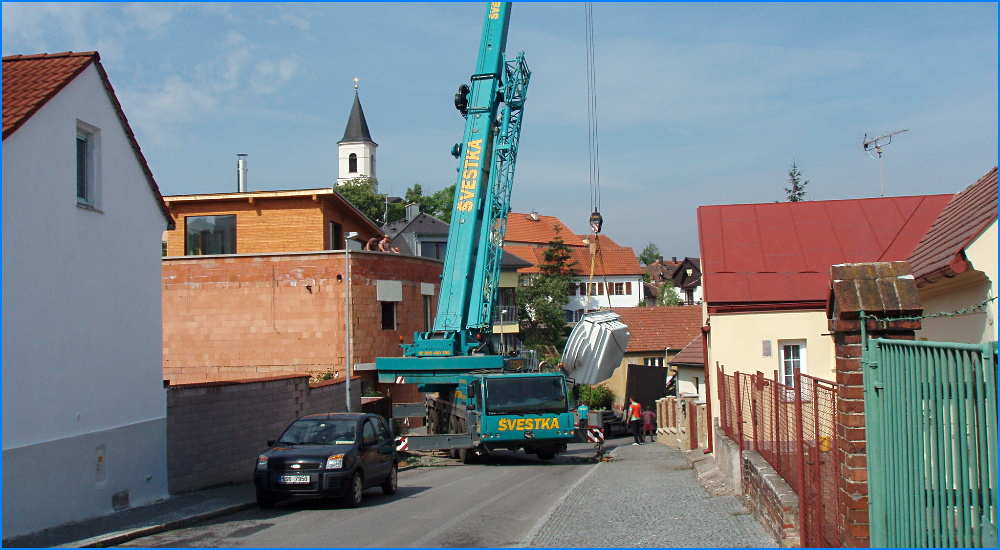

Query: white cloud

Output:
[279, 13, 311, 32]
[122, 3, 178, 35]
[252, 56, 303, 95]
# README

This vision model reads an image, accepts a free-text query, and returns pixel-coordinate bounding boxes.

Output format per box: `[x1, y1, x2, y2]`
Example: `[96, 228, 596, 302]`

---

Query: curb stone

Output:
[55, 503, 257, 548]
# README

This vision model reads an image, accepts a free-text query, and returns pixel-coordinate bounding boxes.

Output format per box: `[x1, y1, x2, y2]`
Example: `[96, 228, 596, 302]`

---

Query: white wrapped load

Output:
[560, 310, 630, 385]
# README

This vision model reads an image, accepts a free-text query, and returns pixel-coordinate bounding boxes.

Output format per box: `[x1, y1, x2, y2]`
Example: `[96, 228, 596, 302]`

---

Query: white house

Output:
[2, 51, 174, 538]
[336, 88, 377, 186]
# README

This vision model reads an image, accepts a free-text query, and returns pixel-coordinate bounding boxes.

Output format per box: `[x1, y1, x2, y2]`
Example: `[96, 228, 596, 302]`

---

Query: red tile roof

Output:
[611, 306, 703, 352]
[697, 194, 952, 309]
[505, 212, 586, 246]
[505, 243, 643, 276]
[669, 333, 704, 367]
[3, 51, 174, 228]
[908, 167, 998, 285]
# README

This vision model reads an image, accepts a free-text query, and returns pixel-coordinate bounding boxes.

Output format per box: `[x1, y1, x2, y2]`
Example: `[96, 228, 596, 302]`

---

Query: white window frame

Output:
[76, 120, 101, 208]
[643, 357, 664, 367]
[778, 339, 807, 388]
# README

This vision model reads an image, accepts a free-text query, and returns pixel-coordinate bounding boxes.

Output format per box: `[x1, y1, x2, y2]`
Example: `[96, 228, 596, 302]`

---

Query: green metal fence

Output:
[863, 338, 998, 547]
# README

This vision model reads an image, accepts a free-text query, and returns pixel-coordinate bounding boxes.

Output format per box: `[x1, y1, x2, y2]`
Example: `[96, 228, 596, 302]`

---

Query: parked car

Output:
[253, 412, 398, 508]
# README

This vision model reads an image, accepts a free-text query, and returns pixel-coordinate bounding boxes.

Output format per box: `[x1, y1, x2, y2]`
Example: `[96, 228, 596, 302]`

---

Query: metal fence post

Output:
[773, 369, 781, 477]
[751, 372, 760, 452]
[795, 367, 807, 545]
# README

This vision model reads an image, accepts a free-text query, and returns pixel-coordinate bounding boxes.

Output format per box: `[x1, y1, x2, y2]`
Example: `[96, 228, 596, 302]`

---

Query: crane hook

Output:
[589, 211, 603, 234]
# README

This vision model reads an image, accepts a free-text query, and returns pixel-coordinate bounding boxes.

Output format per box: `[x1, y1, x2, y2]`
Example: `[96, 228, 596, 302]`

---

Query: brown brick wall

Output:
[165, 375, 361, 493]
[828, 261, 922, 548]
[742, 450, 801, 547]
[162, 251, 441, 386]
[163, 196, 380, 257]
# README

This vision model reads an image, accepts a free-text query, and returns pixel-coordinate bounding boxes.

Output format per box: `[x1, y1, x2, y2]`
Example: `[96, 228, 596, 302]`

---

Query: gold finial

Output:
[353, 77, 360, 92]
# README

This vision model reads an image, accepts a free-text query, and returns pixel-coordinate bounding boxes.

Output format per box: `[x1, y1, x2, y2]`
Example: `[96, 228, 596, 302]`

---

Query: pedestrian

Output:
[627, 397, 643, 445]
[377, 235, 392, 252]
[363, 236, 379, 251]
[577, 400, 589, 431]
[641, 406, 656, 443]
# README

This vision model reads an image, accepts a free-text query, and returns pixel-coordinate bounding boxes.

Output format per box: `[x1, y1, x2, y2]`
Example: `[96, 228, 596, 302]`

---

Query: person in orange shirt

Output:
[627, 397, 643, 445]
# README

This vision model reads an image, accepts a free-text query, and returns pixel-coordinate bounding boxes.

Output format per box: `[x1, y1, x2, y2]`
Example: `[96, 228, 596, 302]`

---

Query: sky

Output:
[3, 2, 997, 257]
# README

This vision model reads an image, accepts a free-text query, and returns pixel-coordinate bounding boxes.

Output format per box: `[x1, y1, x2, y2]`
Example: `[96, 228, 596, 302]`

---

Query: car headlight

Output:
[256, 455, 269, 469]
[325, 454, 345, 469]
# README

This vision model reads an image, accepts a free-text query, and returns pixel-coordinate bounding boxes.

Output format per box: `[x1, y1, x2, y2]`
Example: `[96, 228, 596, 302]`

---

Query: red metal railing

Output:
[717, 366, 841, 548]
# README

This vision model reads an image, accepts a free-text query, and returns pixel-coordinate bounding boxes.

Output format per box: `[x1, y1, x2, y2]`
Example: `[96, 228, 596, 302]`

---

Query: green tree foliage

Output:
[403, 183, 457, 223]
[639, 243, 661, 266]
[517, 225, 576, 353]
[785, 162, 809, 202]
[656, 279, 682, 306]
[337, 178, 457, 226]
[577, 384, 614, 409]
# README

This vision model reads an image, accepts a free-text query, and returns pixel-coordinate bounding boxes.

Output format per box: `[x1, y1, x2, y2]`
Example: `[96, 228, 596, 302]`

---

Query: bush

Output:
[577, 385, 613, 409]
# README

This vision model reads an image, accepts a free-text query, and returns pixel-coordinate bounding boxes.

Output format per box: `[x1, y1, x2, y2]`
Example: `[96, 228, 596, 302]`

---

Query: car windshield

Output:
[277, 419, 357, 445]
[486, 376, 566, 415]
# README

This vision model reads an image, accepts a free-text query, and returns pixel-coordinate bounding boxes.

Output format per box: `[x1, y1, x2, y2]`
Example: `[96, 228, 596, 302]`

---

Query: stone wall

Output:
[742, 450, 800, 547]
[166, 375, 360, 494]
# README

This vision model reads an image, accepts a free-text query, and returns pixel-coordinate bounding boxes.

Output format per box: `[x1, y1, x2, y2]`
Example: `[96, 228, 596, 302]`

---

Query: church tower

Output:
[337, 78, 378, 187]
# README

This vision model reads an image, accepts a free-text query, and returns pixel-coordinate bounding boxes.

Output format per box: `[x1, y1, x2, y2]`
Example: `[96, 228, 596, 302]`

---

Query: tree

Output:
[517, 225, 576, 353]
[402, 183, 456, 223]
[335, 177, 406, 226]
[656, 279, 682, 306]
[639, 243, 661, 266]
[785, 162, 809, 202]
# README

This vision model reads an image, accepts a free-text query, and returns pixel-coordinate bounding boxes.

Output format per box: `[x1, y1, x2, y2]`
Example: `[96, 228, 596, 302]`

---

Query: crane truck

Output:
[375, 2, 628, 462]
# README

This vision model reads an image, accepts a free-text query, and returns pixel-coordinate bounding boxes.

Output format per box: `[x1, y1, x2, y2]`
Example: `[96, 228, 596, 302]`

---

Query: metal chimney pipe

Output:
[237, 154, 248, 192]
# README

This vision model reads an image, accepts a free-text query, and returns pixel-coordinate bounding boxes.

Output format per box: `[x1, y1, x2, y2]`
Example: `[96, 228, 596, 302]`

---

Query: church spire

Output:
[339, 77, 374, 144]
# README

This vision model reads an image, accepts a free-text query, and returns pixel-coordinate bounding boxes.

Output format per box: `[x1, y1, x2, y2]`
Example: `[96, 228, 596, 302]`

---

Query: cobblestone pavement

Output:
[529, 440, 777, 548]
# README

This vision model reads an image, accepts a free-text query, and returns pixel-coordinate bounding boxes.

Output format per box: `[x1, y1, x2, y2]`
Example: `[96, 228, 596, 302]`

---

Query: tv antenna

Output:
[863, 129, 908, 197]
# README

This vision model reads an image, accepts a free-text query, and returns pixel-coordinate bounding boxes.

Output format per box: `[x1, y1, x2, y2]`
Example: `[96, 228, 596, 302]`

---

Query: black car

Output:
[254, 412, 398, 508]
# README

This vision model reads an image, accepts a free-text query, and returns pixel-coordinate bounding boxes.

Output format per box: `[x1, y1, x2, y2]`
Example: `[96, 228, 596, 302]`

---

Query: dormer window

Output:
[349, 153, 358, 173]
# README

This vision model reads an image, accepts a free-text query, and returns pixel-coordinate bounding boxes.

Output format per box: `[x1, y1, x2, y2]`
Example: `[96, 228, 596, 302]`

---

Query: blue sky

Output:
[3, 2, 996, 256]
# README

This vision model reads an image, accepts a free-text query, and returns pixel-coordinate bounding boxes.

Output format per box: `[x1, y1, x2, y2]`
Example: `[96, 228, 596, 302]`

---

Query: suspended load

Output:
[560, 310, 630, 384]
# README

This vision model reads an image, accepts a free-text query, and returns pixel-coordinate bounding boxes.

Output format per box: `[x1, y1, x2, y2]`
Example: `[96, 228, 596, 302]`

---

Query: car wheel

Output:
[536, 449, 556, 460]
[342, 471, 364, 508]
[381, 463, 398, 495]
[256, 489, 276, 509]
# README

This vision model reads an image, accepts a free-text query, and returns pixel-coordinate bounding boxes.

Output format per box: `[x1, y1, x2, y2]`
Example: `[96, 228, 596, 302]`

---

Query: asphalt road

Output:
[118, 442, 607, 548]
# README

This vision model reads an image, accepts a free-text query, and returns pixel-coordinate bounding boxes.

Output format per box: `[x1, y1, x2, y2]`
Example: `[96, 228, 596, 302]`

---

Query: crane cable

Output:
[583, 2, 613, 311]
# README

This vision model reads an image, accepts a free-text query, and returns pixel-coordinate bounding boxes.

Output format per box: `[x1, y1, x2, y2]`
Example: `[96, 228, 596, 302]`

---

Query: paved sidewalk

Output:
[4, 483, 257, 548]
[529, 440, 777, 548]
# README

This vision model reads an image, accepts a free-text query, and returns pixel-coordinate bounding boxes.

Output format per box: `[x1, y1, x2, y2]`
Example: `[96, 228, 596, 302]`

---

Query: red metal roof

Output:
[610, 306, 703, 352]
[505, 212, 586, 246]
[3, 51, 174, 228]
[697, 194, 952, 307]
[505, 244, 643, 276]
[669, 333, 704, 367]
[908, 167, 998, 285]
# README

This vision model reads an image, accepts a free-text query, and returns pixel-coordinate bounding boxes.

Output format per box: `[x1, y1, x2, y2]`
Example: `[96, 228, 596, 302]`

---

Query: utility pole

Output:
[863, 129, 909, 197]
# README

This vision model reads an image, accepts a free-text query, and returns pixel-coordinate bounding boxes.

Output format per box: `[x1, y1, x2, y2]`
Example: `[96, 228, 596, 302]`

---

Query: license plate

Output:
[278, 475, 310, 484]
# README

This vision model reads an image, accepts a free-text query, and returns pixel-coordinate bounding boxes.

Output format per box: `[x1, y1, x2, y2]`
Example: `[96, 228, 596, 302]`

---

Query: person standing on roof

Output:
[627, 397, 643, 445]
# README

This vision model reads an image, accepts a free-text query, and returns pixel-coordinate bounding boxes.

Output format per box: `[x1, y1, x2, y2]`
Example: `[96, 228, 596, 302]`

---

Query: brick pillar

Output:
[828, 262, 922, 548]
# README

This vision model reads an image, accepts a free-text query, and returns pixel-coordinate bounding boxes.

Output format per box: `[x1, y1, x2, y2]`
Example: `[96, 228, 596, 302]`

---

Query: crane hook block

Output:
[451, 143, 462, 159]
[589, 211, 603, 234]
[454, 84, 470, 116]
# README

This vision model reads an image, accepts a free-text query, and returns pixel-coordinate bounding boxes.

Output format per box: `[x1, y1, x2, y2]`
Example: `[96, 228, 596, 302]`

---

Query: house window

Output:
[381, 301, 396, 330]
[329, 222, 343, 250]
[349, 153, 358, 173]
[423, 295, 433, 331]
[644, 357, 664, 367]
[567, 283, 576, 296]
[185, 215, 236, 255]
[76, 122, 100, 206]
[564, 309, 575, 323]
[780, 340, 807, 387]
[625, 282, 632, 294]
[420, 241, 447, 260]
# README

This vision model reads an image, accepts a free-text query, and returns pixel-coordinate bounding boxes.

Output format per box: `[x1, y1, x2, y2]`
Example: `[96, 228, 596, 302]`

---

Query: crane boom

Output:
[403, 2, 530, 358]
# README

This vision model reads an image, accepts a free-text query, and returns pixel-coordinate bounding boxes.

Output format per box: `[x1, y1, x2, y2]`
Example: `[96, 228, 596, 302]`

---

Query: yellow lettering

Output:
[461, 180, 476, 191]
[460, 190, 475, 201]
[458, 201, 473, 212]
[488, 2, 501, 19]
[467, 139, 482, 151]
[498, 419, 508, 431]
[463, 169, 477, 180]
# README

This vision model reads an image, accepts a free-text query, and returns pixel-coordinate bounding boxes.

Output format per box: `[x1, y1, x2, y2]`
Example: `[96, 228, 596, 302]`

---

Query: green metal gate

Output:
[863, 338, 998, 547]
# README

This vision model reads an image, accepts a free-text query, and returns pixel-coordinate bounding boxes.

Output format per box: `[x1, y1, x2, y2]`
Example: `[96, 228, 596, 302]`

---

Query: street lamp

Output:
[343, 231, 362, 412]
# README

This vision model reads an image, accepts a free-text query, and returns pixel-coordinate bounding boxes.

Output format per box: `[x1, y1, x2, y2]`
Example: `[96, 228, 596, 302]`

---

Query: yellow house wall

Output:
[917, 219, 997, 344]
[706, 309, 834, 428]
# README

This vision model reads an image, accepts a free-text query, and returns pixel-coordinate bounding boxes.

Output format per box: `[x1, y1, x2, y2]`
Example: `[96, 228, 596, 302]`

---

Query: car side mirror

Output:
[267, 440, 275, 447]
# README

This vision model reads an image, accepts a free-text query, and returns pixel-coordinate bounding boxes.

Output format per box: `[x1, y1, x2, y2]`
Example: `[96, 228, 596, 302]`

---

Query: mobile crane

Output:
[376, 2, 626, 461]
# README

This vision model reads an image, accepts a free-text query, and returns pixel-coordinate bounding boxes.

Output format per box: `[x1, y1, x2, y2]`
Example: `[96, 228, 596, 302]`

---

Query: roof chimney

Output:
[237, 154, 248, 192]
[405, 202, 419, 222]
[529, 210, 539, 221]
[672, 256, 677, 262]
